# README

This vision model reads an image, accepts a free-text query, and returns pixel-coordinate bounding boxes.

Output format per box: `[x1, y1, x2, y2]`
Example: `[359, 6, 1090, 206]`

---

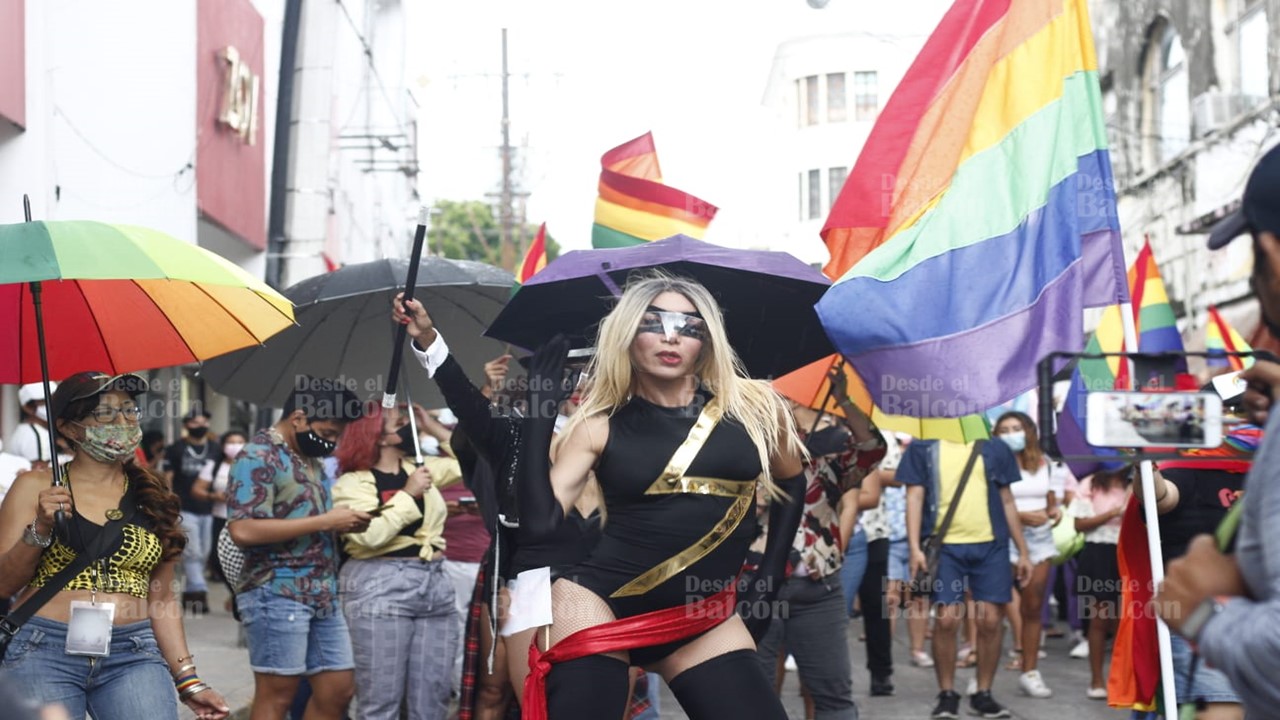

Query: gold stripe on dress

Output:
[611, 491, 754, 597]
[643, 475, 755, 498]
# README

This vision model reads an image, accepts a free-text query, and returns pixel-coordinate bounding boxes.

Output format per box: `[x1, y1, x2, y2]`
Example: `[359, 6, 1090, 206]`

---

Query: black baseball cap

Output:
[49, 371, 149, 421]
[1208, 144, 1280, 249]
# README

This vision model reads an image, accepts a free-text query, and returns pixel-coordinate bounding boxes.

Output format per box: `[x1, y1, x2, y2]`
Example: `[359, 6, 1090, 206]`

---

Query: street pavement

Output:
[190, 583, 1132, 720]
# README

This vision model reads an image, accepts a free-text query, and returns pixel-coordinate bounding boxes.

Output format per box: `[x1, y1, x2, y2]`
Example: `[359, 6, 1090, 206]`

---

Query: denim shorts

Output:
[887, 539, 912, 582]
[1170, 633, 1241, 705]
[1009, 523, 1057, 566]
[0, 616, 178, 719]
[237, 586, 355, 675]
[930, 540, 1011, 606]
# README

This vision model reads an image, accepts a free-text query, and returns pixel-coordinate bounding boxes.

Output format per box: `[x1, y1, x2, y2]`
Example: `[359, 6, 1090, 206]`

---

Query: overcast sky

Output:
[407, 0, 951, 254]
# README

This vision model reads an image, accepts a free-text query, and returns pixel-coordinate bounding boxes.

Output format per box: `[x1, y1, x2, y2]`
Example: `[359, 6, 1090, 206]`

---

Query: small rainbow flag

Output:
[516, 222, 549, 287]
[815, 0, 1129, 417]
[591, 132, 717, 248]
[1206, 304, 1255, 371]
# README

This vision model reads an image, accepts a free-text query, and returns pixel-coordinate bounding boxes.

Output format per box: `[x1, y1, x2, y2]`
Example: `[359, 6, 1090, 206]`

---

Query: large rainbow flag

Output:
[815, 0, 1129, 418]
[591, 133, 717, 248]
[1206, 304, 1255, 371]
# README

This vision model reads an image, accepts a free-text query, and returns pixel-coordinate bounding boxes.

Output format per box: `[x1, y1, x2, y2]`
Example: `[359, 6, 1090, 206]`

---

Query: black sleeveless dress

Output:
[566, 393, 762, 664]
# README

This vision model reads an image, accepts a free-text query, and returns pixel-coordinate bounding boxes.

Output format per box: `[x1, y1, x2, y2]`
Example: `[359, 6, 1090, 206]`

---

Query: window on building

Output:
[808, 169, 822, 220]
[1143, 20, 1190, 166]
[799, 172, 805, 220]
[828, 167, 848, 211]
[1237, 3, 1270, 103]
[854, 71, 879, 121]
[827, 73, 847, 123]
[805, 75, 820, 126]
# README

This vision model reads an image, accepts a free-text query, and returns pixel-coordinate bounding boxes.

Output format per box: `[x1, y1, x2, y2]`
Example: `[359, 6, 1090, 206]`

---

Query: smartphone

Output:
[1085, 391, 1223, 448]
[367, 504, 391, 518]
[1211, 371, 1247, 408]
[457, 496, 477, 506]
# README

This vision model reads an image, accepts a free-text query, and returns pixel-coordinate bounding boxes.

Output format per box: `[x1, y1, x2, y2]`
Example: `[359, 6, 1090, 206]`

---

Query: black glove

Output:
[740, 469, 807, 643]
[516, 333, 571, 541]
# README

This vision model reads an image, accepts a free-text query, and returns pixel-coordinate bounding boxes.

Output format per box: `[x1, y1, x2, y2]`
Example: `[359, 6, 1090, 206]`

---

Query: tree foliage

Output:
[428, 199, 560, 271]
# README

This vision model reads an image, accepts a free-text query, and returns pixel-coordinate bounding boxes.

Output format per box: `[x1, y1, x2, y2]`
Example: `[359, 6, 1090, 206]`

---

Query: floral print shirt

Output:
[227, 427, 339, 610]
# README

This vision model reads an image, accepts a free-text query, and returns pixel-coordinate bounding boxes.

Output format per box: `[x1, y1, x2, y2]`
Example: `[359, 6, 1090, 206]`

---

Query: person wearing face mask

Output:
[990, 412, 1062, 700]
[328, 405, 463, 720]
[164, 408, 221, 616]
[225, 378, 369, 720]
[192, 431, 248, 604]
[0, 371, 231, 719]
[5, 382, 58, 469]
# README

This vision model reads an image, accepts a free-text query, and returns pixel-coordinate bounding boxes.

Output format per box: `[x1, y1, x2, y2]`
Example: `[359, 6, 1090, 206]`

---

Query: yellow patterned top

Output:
[29, 523, 163, 598]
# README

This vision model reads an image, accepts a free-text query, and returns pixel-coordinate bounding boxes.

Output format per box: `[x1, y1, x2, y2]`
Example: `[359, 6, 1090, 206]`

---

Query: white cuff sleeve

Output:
[411, 332, 450, 378]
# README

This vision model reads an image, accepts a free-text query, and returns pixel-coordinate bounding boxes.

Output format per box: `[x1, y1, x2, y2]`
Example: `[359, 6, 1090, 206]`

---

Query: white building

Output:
[0, 0, 419, 443]
[760, 20, 944, 267]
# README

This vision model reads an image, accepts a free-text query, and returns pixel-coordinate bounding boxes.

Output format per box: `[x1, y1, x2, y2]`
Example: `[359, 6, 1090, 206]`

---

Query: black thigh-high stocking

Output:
[544, 654, 630, 719]
[668, 649, 788, 720]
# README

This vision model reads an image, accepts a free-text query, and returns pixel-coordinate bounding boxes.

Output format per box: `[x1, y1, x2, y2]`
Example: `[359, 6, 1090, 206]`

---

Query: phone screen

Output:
[1085, 391, 1223, 448]
[1211, 371, 1247, 407]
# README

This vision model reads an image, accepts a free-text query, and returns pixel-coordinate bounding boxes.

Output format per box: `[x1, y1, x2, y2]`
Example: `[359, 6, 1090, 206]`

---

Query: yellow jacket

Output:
[331, 456, 463, 561]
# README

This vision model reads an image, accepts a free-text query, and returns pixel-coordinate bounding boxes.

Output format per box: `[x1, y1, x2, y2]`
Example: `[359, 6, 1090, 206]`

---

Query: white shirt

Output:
[4, 422, 52, 463]
[410, 332, 451, 377]
[1010, 461, 1053, 512]
[0, 450, 32, 507]
[198, 457, 234, 519]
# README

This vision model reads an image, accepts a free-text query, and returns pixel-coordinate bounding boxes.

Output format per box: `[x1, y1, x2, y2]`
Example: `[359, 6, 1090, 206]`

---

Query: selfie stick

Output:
[1119, 301, 1178, 717]
[383, 206, 431, 410]
[23, 195, 68, 537]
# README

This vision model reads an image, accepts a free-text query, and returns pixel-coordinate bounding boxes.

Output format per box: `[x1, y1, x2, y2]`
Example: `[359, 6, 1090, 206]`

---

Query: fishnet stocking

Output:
[544, 579, 627, 663]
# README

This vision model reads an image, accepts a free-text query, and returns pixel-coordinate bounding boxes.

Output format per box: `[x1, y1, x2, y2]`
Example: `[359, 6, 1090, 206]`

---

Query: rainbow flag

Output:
[1206, 304, 1255, 371]
[815, 0, 1129, 418]
[1057, 239, 1184, 478]
[592, 132, 717, 248]
[516, 222, 549, 287]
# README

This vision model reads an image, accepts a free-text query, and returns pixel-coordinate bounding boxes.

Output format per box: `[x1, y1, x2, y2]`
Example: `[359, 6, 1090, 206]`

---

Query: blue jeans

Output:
[180, 511, 213, 593]
[1, 616, 178, 719]
[840, 529, 868, 617]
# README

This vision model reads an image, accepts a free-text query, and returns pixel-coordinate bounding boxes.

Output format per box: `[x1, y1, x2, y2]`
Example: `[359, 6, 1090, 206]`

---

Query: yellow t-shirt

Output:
[934, 440, 994, 543]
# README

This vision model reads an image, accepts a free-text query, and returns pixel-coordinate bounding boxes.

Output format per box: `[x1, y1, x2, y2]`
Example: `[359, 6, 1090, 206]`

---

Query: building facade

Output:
[0, 0, 419, 443]
[1093, 0, 1279, 353]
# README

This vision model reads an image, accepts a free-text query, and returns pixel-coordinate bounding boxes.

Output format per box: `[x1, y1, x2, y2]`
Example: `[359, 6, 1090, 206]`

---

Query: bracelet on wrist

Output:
[172, 663, 197, 678]
[178, 682, 211, 700]
[176, 675, 204, 694]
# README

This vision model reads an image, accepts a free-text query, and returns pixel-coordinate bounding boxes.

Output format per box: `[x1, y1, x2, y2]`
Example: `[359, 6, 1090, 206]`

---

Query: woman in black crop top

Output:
[399, 271, 809, 720]
[0, 372, 229, 719]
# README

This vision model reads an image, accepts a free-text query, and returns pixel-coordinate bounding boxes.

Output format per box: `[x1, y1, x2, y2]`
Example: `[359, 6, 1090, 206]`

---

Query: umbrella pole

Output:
[23, 194, 67, 537]
[383, 206, 432, 410]
[400, 357, 425, 467]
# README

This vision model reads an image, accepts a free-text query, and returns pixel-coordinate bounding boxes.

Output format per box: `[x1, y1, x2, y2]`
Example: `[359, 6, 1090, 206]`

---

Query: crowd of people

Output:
[0, 150, 1277, 720]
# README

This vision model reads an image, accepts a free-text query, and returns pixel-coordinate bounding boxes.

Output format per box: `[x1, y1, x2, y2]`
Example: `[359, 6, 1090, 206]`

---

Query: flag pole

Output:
[1118, 301, 1178, 717]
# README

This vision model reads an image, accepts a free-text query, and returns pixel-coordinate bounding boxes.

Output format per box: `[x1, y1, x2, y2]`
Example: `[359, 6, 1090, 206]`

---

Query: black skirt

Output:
[1075, 541, 1121, 606]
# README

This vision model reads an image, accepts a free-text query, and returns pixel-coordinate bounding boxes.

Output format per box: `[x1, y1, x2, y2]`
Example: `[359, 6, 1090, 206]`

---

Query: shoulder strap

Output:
[934, 440, 986, 543]
[649, 397, 725, 493]
[0, 486, 138, 641]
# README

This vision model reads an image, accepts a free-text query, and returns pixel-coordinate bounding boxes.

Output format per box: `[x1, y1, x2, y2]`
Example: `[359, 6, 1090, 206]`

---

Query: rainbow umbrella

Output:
[0, 219, 295, 383]
[773, 355, 989, 442]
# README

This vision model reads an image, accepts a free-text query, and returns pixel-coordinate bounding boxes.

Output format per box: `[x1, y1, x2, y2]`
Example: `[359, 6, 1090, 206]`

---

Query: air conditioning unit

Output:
[1192, 91, 1248, 138]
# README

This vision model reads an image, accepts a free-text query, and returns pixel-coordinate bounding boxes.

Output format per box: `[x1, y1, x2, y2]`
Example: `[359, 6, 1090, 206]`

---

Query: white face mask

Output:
[34, 405, 48, 422]
[223, 443, 245, 459]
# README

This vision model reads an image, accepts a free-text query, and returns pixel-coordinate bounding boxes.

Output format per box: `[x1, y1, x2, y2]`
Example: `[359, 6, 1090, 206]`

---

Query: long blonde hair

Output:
[559, 270, 805, 496]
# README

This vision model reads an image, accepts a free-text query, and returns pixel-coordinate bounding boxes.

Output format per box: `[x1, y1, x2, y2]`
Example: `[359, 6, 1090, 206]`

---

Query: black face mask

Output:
[394, 425, 419, 456]
[805, 425, 851, 457]
[296, 428, 337, 458]
[187, 426, 209, 440]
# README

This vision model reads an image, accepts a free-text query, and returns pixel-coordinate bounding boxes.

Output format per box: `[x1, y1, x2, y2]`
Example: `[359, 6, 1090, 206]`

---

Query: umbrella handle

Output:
[383, 207, 432, 409]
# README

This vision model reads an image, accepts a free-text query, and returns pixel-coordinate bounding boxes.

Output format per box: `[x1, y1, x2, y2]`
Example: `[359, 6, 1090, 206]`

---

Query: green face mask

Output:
[73, 423, 143, 463]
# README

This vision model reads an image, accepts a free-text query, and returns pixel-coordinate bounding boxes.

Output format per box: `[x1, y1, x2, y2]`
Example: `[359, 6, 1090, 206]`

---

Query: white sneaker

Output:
[1019, 670, 1054, 698]
[965, 678, 978, 697]
[911, 651, 935, 668]
[784, 654, 798, 671]
[1069, 640, 1090, 659]
[1086, 687, 1108, 700]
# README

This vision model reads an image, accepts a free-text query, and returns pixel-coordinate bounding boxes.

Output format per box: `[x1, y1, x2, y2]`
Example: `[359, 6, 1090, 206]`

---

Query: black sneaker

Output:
[931, 690, 961, 719]
[870, 674, 895, 696]
[968, 690, 1011, 718]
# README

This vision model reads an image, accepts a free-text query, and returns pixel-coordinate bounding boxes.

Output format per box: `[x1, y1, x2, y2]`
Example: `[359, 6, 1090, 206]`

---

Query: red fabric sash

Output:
[522, 584, 737, 720]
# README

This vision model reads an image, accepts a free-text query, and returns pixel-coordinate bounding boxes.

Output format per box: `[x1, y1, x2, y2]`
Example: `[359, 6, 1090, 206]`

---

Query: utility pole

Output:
[498, 28, 515, 271]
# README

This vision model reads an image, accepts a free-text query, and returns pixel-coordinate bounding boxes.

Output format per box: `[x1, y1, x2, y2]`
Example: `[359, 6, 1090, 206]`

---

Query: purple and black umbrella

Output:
[484, 235, 835, 379]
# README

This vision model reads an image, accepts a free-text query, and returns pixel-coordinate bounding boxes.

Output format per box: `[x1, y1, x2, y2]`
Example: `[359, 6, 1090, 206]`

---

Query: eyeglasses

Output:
[88, 406, 143, 423]
[637, 310, 707, 342]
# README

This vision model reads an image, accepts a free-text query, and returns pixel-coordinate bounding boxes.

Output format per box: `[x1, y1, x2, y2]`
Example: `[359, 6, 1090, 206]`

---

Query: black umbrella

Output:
[484, 235, 835, 379]
[201, 256, 516, 408]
